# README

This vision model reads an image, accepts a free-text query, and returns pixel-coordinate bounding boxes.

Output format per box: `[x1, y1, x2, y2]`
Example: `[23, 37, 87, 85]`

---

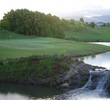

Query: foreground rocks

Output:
[0, 56, 105, 90]
[27, 58, 103, 89]
[51, 60, 103, 89]
[20, 56, 110, 94]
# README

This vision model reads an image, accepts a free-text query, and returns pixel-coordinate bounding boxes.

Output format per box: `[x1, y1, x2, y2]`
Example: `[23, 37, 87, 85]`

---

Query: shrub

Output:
[0, 56, 69, 84]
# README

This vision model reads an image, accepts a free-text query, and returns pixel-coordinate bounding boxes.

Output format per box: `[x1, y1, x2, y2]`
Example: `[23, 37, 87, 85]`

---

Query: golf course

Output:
[0, 29, 110, 58]
[65, 26, 110, 42]
[1, 0, 110, 99]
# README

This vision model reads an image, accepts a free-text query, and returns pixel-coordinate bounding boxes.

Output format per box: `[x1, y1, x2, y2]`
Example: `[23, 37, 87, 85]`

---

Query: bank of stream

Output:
[79, 42, 110, 69]
[0, 42, 110, 100]
[54, 42, 110, 100]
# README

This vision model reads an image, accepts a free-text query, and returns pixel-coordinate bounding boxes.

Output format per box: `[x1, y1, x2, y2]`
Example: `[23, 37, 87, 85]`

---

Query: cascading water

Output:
[82, 75, 92, 89]
[53, 69, 110, 100]
[95, 71, 110, 92]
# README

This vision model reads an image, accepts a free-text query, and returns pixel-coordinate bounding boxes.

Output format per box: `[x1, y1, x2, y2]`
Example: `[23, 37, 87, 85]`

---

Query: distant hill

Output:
[64, 15, 110, 23]
[83, 15, 110, 23]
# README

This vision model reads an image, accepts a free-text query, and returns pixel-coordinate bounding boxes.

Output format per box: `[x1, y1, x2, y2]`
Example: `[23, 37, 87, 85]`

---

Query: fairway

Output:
[0, 37, 110, 58]
[65, 26, 110, 42]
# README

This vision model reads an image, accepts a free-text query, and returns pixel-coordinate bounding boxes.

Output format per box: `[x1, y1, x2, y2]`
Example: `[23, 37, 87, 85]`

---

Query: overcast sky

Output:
[0, 0, 110, 19]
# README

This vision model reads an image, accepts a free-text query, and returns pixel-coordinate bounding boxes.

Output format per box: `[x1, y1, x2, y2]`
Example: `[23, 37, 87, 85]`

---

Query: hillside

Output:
[65, 26, 110, 42]
[83, 15, 110, 23]
[0, 30, 34, 39]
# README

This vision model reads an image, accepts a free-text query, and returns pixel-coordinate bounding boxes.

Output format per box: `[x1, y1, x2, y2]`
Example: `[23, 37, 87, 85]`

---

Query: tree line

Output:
[0, 9, 85, 38]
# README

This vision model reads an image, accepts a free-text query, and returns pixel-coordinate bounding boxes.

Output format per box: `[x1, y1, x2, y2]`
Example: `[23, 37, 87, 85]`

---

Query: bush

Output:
[0, 56, 69, 84]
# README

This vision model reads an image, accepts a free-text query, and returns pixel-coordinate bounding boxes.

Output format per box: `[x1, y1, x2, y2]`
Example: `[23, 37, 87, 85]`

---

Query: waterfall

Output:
[82, 69, 110, 91]
[82, 75, 92, 89]
[95, 71, 110, 91]
[53, 69, 110, 100]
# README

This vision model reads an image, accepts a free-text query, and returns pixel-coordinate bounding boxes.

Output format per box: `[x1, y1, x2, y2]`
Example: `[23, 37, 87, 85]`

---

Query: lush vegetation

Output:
[0, 9, 64, 38]
[0, 9, 86, 39]
[0, 9, 110, 58]
[65, 26, 110, 42]
[0, 56, 69, 84]
[0, 9, 85, 39]
[0, 9, 110, 42]
[62, 19, 85, 31]
[0, 9, 110, 88]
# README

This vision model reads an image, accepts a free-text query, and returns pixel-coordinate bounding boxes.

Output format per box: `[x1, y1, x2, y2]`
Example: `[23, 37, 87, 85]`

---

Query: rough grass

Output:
[64, 26, 110, 42]
[0, 37, 110, 58]
[0, 56, 69, 84]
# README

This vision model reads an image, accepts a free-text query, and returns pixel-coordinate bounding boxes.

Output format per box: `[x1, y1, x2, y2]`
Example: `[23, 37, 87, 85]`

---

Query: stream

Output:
[0, 42, 110, 100]
[0, 83, 63, 100]
[79, 42, 110, 69]
[54, 42, 110, 100]
[54, 70, 110, 100]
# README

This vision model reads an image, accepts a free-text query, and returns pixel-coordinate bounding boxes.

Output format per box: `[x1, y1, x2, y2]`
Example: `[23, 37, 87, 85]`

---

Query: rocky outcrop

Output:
[0, 56, 107, 91]
[28, 59, 103, 89]
[52, 60, 102, 89]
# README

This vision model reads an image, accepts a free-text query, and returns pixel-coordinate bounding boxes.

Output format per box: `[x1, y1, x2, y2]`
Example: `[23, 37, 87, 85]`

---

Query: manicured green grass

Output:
[0, 30, 34, 39]
[0, 29, 110, 58]
[65, 26, 110, 42]
[0, 37, 110, 58]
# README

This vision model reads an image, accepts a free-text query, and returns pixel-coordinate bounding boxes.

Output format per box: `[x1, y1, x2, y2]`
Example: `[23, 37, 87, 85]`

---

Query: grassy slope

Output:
[0, 29, 110, 58]
[0, 30, 34, 39]
[65, 26, 110, 42]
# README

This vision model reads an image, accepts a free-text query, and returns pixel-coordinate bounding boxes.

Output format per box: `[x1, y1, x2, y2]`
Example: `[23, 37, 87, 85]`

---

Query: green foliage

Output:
[0, 9, 86, 39]
[61, 19, 86, 32]
[60, 50, 67, 57]
[0, 9, 64, 38]
[79, 18, 84, 23]
[0, 59, 3, 66]
[0, 56, 68, 83]
[89, 22, 96, 28]
[0, 20, 9, 30]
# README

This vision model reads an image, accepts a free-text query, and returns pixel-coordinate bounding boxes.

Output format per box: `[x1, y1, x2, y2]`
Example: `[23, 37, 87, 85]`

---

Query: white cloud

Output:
[84, 15, 103, 18]
[0, 0, 110, 19]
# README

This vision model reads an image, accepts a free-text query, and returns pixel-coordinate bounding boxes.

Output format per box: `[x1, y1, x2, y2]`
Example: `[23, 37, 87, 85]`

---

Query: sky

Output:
[0, 0, 110, 19]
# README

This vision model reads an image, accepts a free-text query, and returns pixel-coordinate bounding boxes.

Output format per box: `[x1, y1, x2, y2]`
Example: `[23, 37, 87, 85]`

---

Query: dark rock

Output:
[106, 78, 110, 94]
[52, 61, 99, 89]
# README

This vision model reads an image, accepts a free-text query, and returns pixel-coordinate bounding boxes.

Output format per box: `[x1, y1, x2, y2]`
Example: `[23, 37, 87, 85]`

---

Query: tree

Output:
[67, 19, 85, 31]
[0, 9, 64, 38]
[0, 19, 9, 30]
[80, 18, 84, 23]
[89, 22, 96, 28]
[0, 9, 87, 38]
